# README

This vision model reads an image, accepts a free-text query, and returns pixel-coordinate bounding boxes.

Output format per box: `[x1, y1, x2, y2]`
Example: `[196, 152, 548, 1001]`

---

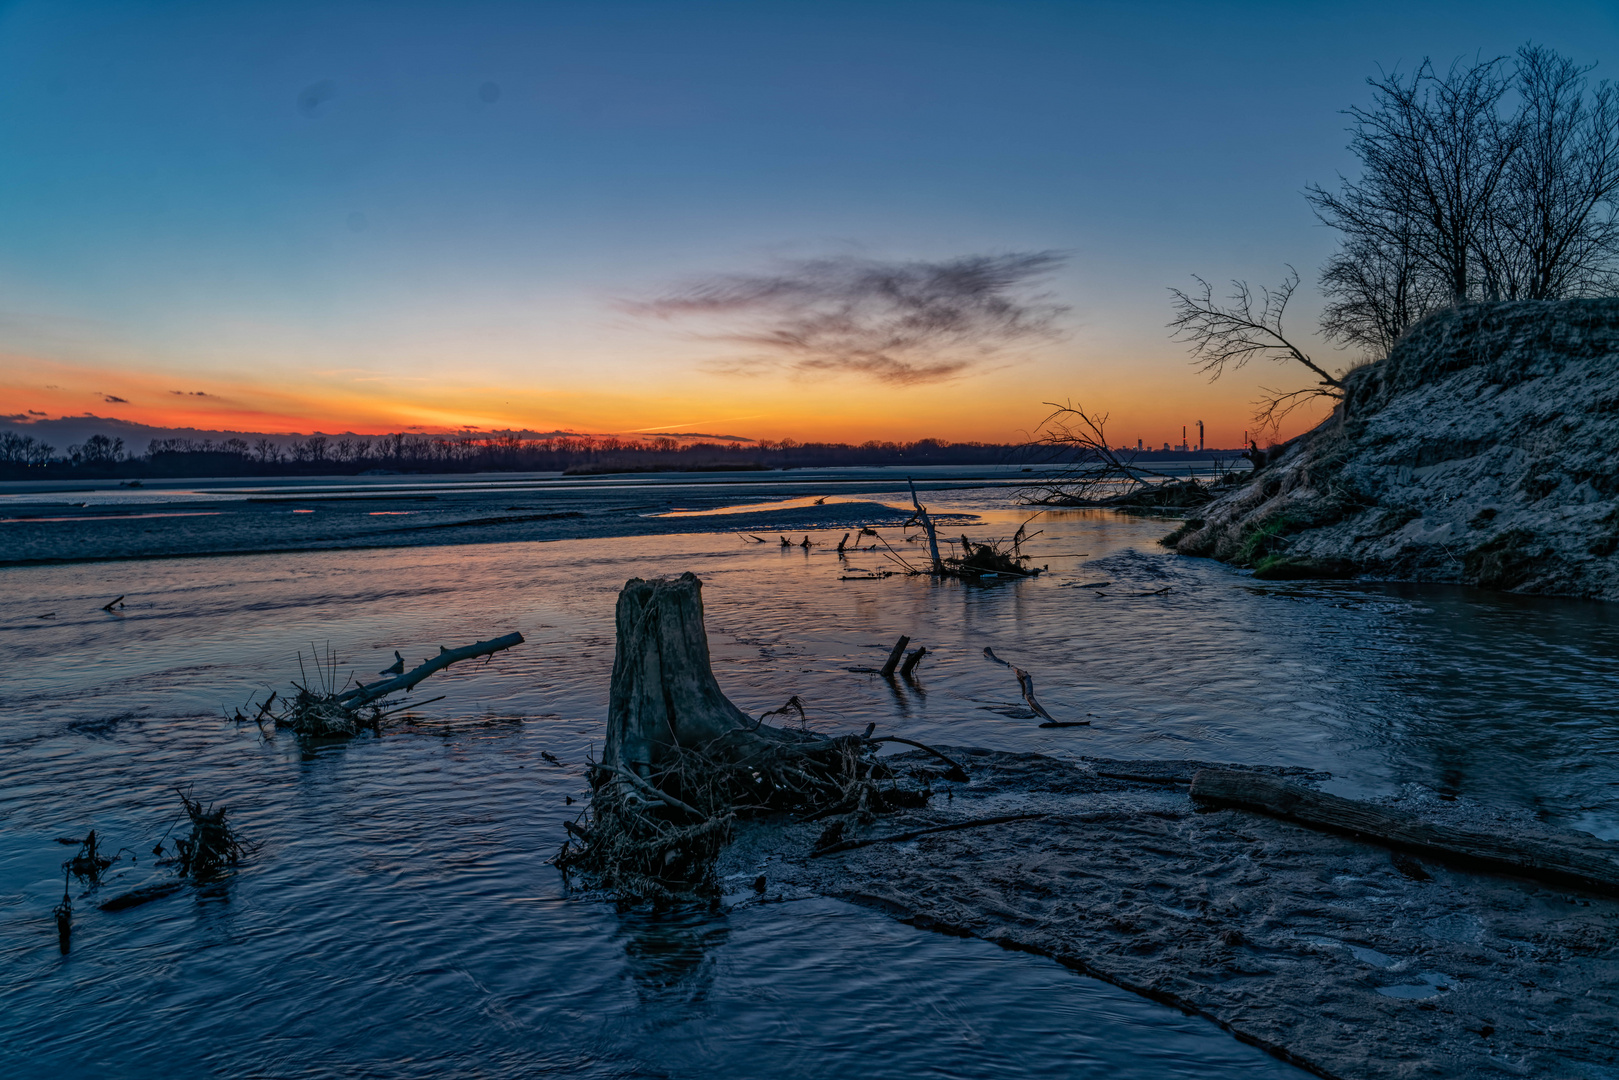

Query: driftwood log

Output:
[341, 632, 524, 707]
[560, 572, 939, 899]
[1190, 769, 1619, 895]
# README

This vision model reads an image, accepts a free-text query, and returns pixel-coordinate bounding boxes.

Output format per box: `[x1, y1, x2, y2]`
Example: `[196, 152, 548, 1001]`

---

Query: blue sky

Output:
[1, 0, 1616, 444]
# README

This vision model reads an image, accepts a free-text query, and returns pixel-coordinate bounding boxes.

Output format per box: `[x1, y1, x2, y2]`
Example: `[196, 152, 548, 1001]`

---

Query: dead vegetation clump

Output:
[172, 792, 247, 879]
[60, 829, 119, 884]
[950, 519, 1045, 579]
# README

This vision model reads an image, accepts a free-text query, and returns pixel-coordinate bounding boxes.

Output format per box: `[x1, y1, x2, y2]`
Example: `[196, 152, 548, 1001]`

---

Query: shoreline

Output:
[721, 748, 1619, 1079]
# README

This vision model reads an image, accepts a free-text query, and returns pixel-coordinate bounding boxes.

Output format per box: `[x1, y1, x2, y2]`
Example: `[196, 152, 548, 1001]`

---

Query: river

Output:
[2, 468, 1615, 1077]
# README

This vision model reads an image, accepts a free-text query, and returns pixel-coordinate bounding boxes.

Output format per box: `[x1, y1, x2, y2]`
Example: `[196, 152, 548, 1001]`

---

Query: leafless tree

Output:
[1319, 219, 1446, 356]
[1484, 45, 1619, 300]
[1308, 45, 1619, 356]
[1310, 56, 1521, 308]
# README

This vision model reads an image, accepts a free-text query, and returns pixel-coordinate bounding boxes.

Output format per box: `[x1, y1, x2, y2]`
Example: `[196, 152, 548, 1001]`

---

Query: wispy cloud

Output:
[102, 394, 128, 403]
[628, 252, 1068, 385]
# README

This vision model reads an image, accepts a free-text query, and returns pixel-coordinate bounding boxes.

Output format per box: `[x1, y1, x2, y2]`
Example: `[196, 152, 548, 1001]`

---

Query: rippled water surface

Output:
[3, 470, 1617, 1077]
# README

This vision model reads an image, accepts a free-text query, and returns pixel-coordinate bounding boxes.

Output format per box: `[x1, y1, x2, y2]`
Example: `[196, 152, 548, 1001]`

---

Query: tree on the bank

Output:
[1176, 44, 1619, 428]
[69, 434, 124, 467]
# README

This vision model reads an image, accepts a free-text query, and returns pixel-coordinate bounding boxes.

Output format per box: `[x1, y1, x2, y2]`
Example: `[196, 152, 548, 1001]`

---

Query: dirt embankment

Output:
[728, 749, 1619, 1080]
[1166, 299, 1619, 599]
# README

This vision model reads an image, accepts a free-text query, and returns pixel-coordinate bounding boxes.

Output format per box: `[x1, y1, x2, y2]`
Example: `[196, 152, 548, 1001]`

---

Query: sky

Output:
[1, 0, 1617, 449]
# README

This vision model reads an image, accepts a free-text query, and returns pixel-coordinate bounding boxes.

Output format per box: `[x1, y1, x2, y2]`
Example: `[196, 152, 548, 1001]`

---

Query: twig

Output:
[101, 595, 125, 611]
[811, 813, 1046, 856]
[376, 695, 446, 717]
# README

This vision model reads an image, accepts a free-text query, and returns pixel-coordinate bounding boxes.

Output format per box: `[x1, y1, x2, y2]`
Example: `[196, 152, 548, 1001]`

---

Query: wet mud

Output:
[732, 749, 1619, 1080]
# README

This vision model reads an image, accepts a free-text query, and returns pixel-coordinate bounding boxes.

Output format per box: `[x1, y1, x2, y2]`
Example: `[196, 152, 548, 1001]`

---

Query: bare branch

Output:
[1016, 401, 1189, 506]
[1169, 267, 1344, 392]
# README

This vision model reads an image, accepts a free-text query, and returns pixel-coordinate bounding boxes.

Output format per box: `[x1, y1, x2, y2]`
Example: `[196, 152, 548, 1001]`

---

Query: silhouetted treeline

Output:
[0, 428, 1037, 480]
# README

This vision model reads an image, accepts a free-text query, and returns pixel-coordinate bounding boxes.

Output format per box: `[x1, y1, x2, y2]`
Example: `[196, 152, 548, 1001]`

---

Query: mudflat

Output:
[729, 749, 1619, 1079]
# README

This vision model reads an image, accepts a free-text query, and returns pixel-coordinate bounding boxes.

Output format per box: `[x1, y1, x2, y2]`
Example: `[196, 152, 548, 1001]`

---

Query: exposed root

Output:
[557, 730, 940, 902]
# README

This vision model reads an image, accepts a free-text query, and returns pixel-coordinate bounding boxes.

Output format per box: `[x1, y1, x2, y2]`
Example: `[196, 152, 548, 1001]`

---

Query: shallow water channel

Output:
[3, 477, 1617, 1077]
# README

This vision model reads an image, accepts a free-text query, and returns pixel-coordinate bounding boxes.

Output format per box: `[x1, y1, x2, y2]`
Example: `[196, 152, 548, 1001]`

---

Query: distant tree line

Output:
[0, 428, 1039, 480]
[1172, 44, 1619, 429]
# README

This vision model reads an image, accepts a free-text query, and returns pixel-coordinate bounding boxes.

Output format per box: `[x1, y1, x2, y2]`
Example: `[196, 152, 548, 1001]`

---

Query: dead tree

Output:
[559, 573, 942, 900]
[1017, 402, 1201, 507]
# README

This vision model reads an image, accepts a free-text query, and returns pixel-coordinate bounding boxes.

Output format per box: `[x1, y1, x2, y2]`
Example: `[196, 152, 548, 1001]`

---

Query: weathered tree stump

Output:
[561, 572, 934, 900]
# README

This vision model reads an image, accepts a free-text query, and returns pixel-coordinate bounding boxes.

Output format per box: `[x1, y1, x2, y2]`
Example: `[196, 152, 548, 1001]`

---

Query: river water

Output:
[2, 468, 1616, 1077]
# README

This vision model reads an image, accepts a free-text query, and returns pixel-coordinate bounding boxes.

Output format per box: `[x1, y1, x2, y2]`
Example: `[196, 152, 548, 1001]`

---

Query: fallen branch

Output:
[340, 632, 525, 707]
[99, 881, 184, 912]
[863, 736, 968, 781]
[983, 647, 1088, 727]
[1190, 770, 1619, 895]
[907, 479, 945, 574]
[899, 647, 927, 677]
[811, 813, 1046, 856]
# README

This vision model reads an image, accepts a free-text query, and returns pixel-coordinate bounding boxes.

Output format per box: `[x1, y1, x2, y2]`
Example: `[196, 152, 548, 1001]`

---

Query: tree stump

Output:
[561, 572, 931, 900]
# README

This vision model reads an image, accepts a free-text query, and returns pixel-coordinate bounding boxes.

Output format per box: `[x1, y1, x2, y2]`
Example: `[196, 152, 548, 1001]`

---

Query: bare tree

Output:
[1018, 402, 1195, 506]
[1319, 219, 1445, 356]
[1308, 45, 1619, 357]
[1311, 57, 1521, 308]
[1486, 45, 1619, 300]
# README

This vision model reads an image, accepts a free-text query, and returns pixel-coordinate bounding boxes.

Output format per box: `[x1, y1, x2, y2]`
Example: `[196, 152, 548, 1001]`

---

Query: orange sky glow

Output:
[2, 347, 1338, 451]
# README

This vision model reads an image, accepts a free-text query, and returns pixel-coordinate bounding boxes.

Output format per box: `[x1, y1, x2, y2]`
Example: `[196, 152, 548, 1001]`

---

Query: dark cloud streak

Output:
[631, 252, 1068, 385]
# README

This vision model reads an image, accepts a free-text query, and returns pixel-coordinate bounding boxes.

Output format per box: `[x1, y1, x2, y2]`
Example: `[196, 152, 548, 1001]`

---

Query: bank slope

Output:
[1169, 299, 1619, 600]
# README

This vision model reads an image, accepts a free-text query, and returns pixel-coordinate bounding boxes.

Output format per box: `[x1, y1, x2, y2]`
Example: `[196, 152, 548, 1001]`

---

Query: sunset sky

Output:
[2, 0, 1616, 448]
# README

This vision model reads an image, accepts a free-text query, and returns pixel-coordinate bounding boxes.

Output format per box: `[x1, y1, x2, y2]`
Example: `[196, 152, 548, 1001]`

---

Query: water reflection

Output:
[615, 906, 728, 1005]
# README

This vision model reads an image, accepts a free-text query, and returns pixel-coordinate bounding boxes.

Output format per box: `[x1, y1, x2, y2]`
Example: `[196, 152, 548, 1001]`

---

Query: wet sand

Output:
[731, 750, 1619, 1079]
